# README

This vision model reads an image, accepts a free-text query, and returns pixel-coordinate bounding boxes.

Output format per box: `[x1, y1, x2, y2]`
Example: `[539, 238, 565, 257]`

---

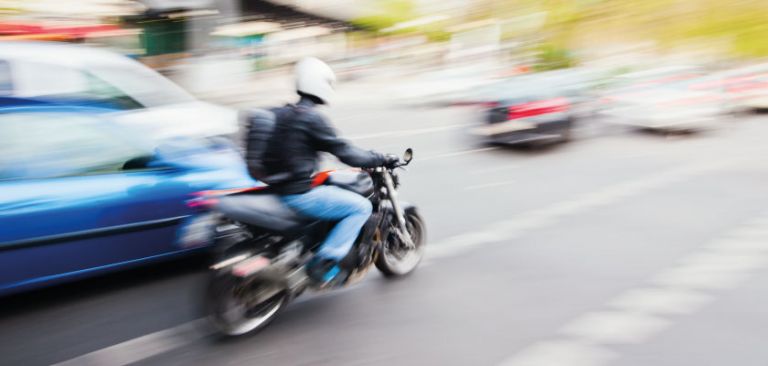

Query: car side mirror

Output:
[122, 154, 158, 171]
[403, 148, 413, 164]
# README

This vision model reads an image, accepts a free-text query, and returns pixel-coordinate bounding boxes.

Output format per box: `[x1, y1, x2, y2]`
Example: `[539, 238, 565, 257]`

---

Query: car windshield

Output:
[478, 77, 558, 103]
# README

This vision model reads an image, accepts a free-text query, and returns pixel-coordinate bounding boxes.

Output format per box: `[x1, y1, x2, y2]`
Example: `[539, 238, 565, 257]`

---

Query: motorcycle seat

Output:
[216, 193, 313, 232]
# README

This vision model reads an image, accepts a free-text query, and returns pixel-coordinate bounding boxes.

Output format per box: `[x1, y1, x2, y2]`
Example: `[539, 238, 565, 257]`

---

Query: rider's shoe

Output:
[305, 257, 346, 287]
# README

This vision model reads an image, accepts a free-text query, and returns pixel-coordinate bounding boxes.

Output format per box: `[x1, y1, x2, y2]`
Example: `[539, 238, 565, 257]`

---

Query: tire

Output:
[205, 273, 287, 337]
[375, 212, 426, 277]
[559, 119, 575, 143]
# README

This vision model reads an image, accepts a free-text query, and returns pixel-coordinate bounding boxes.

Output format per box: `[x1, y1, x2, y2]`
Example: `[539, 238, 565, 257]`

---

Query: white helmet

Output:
[295, 57, 336, 105]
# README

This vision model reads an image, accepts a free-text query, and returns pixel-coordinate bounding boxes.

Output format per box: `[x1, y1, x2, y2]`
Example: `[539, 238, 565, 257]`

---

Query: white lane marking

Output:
[559, 311, 671, 344]
[347, 123, 473, 141]
[52, 320, 211, 366]
[465, 180, 517, 191]
[726, 225, 768, 239]
[499, 340, 617, 366]
[420, 147, 499, 161]
[677, 251, 768, 272]
[426, 231, 505, 259]
[470, 163, 521, 175]
[651, 266, 753, 290]
[51, 291, 341, 366]
[608, 287, 713, 315]
[706, 238, 768, 252]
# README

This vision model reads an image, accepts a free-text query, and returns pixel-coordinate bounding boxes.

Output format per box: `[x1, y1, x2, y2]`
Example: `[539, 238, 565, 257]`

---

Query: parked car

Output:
[0, 100, 257, 295]
[598, 75, 730, 132]
[692, 63, 768, 112]
[0, 42, 238, 142]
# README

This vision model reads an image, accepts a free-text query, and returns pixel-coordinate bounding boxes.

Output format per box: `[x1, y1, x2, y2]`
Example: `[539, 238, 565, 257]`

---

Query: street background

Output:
[3, 0, 768, 365]
[3, 92, 768, 365]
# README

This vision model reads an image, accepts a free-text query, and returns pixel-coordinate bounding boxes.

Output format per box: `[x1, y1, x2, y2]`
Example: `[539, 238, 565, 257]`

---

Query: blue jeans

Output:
[281, 186, 372, 261]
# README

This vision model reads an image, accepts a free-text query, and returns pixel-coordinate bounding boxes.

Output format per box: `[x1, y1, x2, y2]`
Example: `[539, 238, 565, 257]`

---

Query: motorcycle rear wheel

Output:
[375, 212, 426, 277]
[206, 274, 286, 336]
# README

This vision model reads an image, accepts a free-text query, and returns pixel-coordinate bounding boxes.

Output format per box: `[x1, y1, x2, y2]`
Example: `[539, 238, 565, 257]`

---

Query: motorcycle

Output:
[193, 148, 425, 336]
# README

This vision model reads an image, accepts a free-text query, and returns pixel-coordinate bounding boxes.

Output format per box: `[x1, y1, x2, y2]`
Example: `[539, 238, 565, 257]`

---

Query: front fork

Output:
[381, 169, 415, 249]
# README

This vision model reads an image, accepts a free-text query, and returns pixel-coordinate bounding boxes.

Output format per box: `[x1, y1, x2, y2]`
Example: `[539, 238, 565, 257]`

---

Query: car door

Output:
[0, 109, 197, 294]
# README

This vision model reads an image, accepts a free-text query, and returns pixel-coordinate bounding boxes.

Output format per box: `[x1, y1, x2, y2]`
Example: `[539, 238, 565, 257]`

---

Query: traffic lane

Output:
[618, 269, 768, 366]
[612, 156, 768, 366]
[0, 139, 696, 366]
[0, 255, 210, 366]
[135, 152, 768, 366]
[495, 168, 768, 366]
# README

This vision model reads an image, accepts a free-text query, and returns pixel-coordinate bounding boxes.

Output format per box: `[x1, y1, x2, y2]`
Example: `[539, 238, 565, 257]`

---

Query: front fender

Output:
[379, 200, 420, 217]
[402, 202, 419, 217]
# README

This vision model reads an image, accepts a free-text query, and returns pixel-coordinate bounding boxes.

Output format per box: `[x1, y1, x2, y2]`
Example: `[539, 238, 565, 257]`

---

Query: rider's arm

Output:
[307, 114, 386, 168]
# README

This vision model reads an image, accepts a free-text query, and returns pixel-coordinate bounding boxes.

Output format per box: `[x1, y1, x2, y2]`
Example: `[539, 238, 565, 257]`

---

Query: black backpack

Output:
[240, 105, 297, 183]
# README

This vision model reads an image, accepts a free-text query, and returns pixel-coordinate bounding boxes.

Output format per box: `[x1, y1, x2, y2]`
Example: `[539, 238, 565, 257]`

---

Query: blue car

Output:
[0, 100, 258, 295]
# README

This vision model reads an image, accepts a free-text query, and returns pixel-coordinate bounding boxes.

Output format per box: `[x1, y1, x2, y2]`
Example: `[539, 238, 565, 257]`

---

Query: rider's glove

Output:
[383, 154, 400, 168]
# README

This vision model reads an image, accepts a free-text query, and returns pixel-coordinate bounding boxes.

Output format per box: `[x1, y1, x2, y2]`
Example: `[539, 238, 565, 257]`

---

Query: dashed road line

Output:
[499, 340, 617, 366]
[419, 147, 500, 161]
[607, 287, 713, 315]
[464, 180, 518, 191]
[559, 311, 671, 344]
[52, 320, 211, 366]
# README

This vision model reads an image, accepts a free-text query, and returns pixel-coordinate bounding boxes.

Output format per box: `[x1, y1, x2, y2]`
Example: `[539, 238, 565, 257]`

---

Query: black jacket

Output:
[254, 97, 386, 194]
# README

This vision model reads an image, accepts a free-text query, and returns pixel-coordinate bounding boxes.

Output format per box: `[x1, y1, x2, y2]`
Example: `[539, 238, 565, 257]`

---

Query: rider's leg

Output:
[281, 186, 372, 279]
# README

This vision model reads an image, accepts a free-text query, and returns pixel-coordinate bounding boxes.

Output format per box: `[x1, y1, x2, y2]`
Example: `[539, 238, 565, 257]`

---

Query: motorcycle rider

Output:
[253, 57, 398, 285]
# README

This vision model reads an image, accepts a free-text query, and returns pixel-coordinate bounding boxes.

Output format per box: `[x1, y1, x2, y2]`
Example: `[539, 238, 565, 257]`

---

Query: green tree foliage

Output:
[350, 0, 417, 32]
[534, 43, 576, 71]
[539, 0, 768, 58]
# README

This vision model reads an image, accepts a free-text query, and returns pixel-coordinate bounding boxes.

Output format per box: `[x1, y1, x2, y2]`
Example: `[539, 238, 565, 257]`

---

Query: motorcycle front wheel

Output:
[375, 211, 426, 277]
[206, 273, 287, 337]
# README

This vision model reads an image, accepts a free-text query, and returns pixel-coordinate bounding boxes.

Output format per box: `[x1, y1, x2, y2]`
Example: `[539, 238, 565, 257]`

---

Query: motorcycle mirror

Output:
[403, 148, 413, 164]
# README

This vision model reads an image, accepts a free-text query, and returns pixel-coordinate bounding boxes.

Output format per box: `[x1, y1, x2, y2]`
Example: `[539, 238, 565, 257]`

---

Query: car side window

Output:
[0, 112, 154, 181]
[83, 71, 144, 110]
[12, 61, 144, 110]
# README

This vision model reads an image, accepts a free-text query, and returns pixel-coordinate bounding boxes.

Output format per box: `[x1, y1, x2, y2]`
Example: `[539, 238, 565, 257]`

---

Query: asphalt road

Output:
[3, 95, 768, 366]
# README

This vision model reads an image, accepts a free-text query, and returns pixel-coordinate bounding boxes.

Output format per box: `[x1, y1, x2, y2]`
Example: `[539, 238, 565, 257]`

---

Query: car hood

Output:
[110, 101, 238, 141]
